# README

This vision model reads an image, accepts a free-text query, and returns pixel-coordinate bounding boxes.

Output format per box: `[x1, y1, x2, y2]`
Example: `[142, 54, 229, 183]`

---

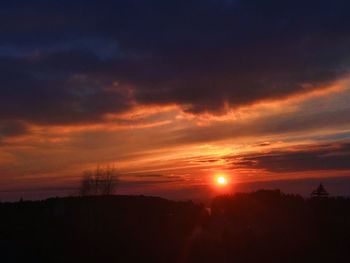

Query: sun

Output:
[216, 175, 228, 186]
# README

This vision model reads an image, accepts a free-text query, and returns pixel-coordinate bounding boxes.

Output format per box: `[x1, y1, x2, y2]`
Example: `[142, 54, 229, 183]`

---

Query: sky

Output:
[1, 0, 350, 201]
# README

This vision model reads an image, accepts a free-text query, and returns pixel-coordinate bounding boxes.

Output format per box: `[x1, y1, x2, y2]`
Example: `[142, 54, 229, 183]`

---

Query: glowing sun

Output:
[216, 175, 228, 186]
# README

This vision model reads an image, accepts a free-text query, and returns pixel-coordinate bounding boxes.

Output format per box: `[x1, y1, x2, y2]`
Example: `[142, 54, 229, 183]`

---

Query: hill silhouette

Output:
[1, 190, 350, 263]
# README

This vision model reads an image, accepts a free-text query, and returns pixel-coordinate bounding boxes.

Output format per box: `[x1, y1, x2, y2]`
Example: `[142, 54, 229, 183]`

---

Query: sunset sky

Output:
[1, 0, 350, 201]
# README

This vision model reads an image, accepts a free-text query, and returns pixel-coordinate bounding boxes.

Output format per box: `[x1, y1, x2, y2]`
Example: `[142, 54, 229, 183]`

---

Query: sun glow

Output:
[216, 175, 228, 186]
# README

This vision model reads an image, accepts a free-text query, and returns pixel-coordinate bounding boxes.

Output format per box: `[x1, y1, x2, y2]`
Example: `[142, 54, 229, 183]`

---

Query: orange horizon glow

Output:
[1, 78, 350, 200]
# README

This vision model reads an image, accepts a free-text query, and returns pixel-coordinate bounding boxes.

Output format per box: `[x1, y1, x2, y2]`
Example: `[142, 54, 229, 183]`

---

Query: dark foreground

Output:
[1, 190, 350, 263]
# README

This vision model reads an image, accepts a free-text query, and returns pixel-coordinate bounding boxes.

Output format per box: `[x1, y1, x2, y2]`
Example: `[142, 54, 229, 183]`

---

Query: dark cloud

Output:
[0, 52, 131, 125]
[231, 142, 350, 172]
[0, 120, 28, 138]
[1, 0, 350, 125]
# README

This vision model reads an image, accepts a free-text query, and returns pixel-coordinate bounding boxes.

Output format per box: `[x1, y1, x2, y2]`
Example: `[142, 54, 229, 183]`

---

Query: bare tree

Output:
[80, 167, 119, 196]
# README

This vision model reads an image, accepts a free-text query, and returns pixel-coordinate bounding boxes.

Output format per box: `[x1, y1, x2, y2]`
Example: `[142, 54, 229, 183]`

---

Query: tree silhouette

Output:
[311, 183, 329, 198]
[80, 167, 119, 196]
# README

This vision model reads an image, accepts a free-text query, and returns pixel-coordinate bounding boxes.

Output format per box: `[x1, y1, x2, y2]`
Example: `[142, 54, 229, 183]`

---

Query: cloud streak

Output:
[231, 142, 350, 173]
